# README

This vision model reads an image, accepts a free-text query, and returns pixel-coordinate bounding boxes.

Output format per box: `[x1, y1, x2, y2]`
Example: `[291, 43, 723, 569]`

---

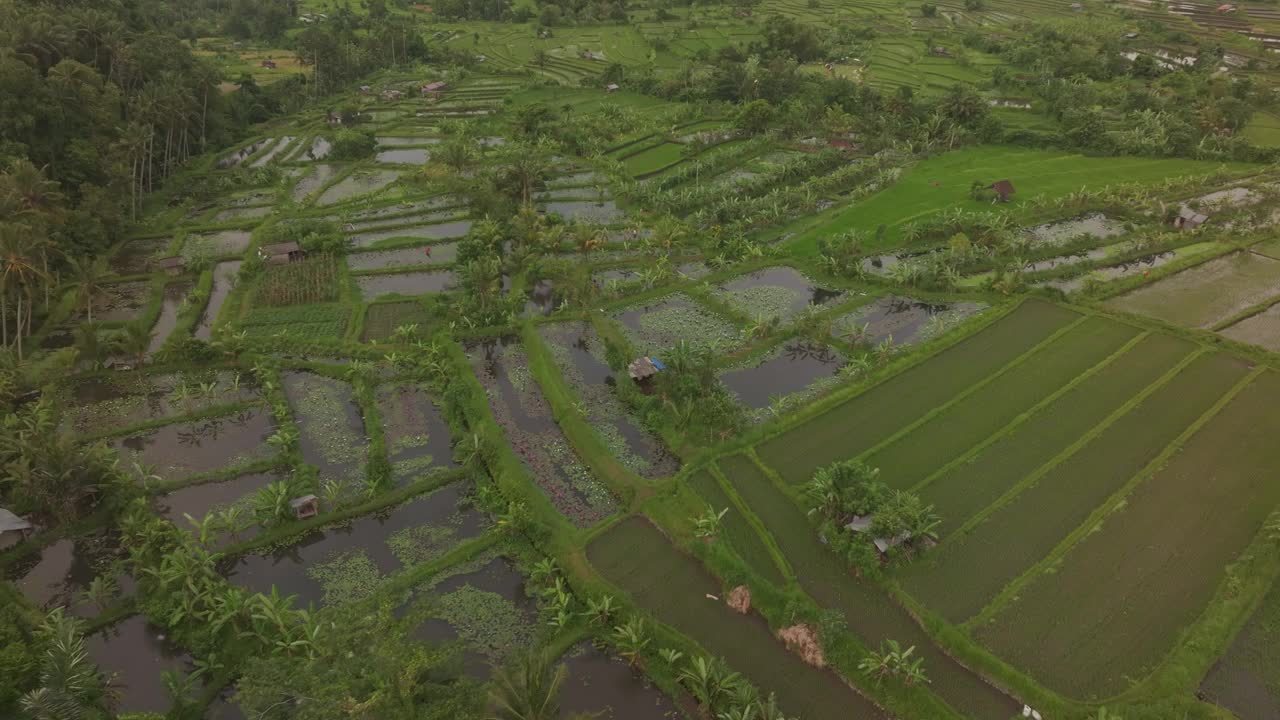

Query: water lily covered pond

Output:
[66, 370, 258, 435]
[539, 322, 678, 479]
[714, 266, 845, 323]
[837, 295, 987, 347]
[614, 293, 740, 354]
[283, 372, 366, 483]
[468, 337, 617, 526]
[224, 481, 488, 607]
[376, 383, 456, 483]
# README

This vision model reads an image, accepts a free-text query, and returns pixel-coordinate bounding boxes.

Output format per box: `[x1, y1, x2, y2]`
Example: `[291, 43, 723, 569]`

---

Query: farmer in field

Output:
[424, 245, 432, 258]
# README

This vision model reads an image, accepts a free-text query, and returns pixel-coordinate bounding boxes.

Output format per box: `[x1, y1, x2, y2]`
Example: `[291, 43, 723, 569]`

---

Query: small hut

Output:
[421, 80, 447, 99]
[290, 495, 319, 520]
[154, 256, 186, 276]
[359, 85, 372, 95]
[259, 241, 305, 263]
[1217, 3, 1237, 13]
[990, 179, 1016, 202]
[605, 83, 620, 93]
[0, 509, 34, 550]
[930, 46, 950, 57]
[381, 89, 405, 101]
[628, 356, 664, 384]
[260, 59, 277, 69]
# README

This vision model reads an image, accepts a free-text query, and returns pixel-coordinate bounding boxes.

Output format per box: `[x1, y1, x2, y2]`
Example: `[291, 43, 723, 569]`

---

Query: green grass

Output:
[916, 332, 1196, 535]
[755, 300, 1080, 485]
[586, 516, 887, 720]
[720, 455, 1022, 720]
[686, 470, 785, 585]
[977, 368, 1280, 700]
[788, 147, 1251, 254]
[903, 349, 1251, 626]
[621, 142, 688, 177]
[863, 316, 1139, 490]
[1242, 110, 1280, 147]
[361, 301, 430, 342]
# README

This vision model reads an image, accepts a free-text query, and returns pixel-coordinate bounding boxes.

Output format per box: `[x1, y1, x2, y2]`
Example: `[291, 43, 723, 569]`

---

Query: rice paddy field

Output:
[18, 9, 1280, 716]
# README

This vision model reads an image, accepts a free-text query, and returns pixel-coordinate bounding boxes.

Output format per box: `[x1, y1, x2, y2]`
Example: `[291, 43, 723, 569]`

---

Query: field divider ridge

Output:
[708, 461, 797, 581]
[939, 347, 1207, 548]
[851, 314, 1091, 464]
[908, 330, 1152, 494]
[964, 365, 1266, 630]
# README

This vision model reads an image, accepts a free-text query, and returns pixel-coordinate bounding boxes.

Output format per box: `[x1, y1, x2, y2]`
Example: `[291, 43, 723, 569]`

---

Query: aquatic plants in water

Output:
[306, 549, 383, 606]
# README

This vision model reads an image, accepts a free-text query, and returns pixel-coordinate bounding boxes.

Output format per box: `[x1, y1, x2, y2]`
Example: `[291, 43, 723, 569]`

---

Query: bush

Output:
[327, 128, 377, 160]
[921, 2, 937, 16]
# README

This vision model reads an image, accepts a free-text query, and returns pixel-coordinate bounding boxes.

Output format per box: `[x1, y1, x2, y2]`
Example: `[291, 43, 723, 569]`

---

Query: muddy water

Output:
[1219, 303, 1280, 351]
[536, 186, 604, 200]
[1106, 251, 1280, 328]
[112, 408, 275, 481]
[195, 261, 242, 340]
[69, 371, 257, 434]
[376, 384, 456, 483]
[356, 271, 456, 299]
[594, 268, 639, 286]
[91, 281, 151, 323]
[157, 471, 277, 527]
[1023, 247, 1110, 274]
[88, 616, 191, 715]
[862, 247, 945, 277]
[538, 323, 679, 479]
[720, 341, 844, 410]
[349, 221, 472, 248]
[376, 148, 430, 164]
[524, 279, 557, 316]
[840, 295, 986, 347]
[146, 282, 192, 356]
[12, 534, 131, 615]
[347, 243, 457, 270]
[110, 237, 171, 276]
[224, 483, 487, 606]
[559, 643, 681, 720]
[283, 372, 365, 482]
[541, 200, 623, 223]
[292, 164, 339, 202]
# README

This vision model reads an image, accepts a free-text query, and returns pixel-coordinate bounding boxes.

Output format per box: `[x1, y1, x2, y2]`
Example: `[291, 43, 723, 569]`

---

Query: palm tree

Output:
[20, 609, 106, 720]
[115, 322, 153, 365]
[488, 651, 567, 720]
[0, 223, 45, 357]
[65, 256, 107, 324]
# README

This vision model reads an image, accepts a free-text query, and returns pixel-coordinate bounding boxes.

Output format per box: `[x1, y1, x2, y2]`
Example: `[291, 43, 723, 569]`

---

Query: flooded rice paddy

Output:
[224, 482, 487, 606]
[469, 338, 617, 526]
[156, 471, 278, 529]
[88, 616, 191, 715]
[109, 237, 170, 275]
[376, 384, 456, 483]
[111, 407, 276, 480]
[356, 271, 456, 299]
[301, 137, 332, 160]
[347, 243, 457, 270]
[541, 200, 623, 223]
[1106, 252, 1280, 328]
[720, 341, 844, 412]
[317, 169, 400, 205]
[538, 322, 679, 479]
[714, 266, 845, 322]
[614, 294, 740, 353]
[146, 282, 192, 356]
[91, 281, 151, 323]
[837, 295, 987, 347]
[376, 148, 430, 164]
[249, 136, 295, 166]
[1025, 213, 1126, 245]
[292, 164, 339, 201]
[68, 370, 257, 434]
[283, 372, 366, 483]
[1218, 303, 1280, 351]
[195, 261, 243, 340]
[11, 533, 132, 615]
[558, 643, 681, 720]
[349, 221, 472, 248]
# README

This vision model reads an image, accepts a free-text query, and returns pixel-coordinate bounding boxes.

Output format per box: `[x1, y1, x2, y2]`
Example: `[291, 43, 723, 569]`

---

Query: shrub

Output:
[327, 128, 377, 160]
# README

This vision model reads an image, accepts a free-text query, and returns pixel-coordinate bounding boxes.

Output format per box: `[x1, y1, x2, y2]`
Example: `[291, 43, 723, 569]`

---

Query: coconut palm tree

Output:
[20, 609, 106, 720]
[488, 651, 567, 720]
[115, 322, 153, 365]
[65, 256, 107, 325]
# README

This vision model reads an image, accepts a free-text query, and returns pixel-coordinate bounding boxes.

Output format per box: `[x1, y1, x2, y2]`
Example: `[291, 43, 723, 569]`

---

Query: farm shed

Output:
[421, 80, 447, 98]
[991, 179, 1016, 202]
[260, 59, 277, 69]
[628, 356, 664, 382]
[259, 241, 306, 262]
[290, 495, 319, 520]
[606, 83, 620, 92]
[0, 508, 33, 550]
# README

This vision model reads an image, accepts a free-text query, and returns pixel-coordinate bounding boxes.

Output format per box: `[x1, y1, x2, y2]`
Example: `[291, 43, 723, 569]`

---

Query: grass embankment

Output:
[863, 316, 1139, 490]
[978, 368, 1280, 701]
[787, 147, 1253, 254]
[586, 516, 889, 720]
[719, 454, 1022, 720]
[756, 300, 1080, 484]
[686, 470, 786, 585]
[915, 332, 1197, 533]
[904, 350, 1251, 625]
